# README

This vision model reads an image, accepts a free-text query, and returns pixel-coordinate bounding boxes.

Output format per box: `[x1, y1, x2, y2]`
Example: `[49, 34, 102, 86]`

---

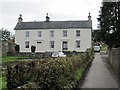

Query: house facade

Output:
[14, 13, 92, 52]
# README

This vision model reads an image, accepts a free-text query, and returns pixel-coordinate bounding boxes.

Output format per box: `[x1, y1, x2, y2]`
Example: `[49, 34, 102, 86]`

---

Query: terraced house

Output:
[14, 13, 92, 52]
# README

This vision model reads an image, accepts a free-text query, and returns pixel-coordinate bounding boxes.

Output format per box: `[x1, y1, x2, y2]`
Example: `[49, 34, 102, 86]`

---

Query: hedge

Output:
[6, 48, 94, 90]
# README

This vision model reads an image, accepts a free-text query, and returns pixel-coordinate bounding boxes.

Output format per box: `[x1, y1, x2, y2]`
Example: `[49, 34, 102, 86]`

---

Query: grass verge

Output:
[100, 44, 107, 51]
[0, 76, 7, 90]
[74, 67, 84, 81]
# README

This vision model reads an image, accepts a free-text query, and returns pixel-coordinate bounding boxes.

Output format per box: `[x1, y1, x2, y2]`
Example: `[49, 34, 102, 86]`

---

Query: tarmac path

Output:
[79, 53, 118, 89]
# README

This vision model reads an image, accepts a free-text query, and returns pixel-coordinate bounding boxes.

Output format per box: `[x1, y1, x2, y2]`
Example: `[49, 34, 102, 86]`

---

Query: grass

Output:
[74, 66, 84, 81]
[0, 56, 29, 63]
[100, 44, 107, 51]
[0, 76, 7, 90]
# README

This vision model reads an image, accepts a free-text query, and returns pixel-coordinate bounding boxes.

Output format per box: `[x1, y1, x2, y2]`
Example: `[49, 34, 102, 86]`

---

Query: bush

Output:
[31, 46, 36, 53]
[15, 45, 20, 52]
[6, 48, 94, 90]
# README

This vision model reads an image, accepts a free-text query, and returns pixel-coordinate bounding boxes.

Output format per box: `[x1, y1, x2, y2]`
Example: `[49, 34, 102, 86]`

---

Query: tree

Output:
[98, 1, 120, 48]
[92, 29, 101, 42]
[1, 28, 10, 41]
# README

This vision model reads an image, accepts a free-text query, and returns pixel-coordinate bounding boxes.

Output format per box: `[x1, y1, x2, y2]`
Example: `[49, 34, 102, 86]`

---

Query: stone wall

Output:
[107, 47, 120, 73]
[2, 42, 8, 56]
[2, 41, 16, 56]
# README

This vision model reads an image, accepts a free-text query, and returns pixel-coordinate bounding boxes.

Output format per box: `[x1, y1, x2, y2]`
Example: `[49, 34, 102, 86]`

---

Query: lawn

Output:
[0, 56, 30, 89]
[0, 56, 29, 63]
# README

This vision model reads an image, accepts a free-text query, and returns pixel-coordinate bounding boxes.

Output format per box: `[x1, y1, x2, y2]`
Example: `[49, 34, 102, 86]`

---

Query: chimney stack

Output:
[18, 14, 23, 23]
[46, 13, 50, 22]
[88, 12, 91, 20]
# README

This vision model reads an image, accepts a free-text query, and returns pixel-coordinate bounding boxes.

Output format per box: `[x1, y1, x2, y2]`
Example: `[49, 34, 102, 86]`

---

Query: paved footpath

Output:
[79, 53, 118, 89]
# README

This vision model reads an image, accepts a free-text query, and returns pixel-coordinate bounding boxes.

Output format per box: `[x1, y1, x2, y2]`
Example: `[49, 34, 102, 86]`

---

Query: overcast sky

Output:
[0, 0, 102, 35]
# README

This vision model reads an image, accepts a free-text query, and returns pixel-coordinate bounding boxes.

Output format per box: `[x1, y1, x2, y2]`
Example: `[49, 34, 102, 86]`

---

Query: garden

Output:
[1, 47, 94, 90]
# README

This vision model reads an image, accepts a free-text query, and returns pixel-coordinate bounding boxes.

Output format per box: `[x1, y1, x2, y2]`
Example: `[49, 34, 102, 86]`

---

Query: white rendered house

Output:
[14, 13, 92, 52]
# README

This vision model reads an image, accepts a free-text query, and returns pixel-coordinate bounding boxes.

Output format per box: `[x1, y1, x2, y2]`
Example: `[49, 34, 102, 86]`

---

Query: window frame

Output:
[62, 41, 68, 50]
[25, 31, 29, 37]
[76, 30, 80, 37]
[38, 31, 42, 37]
[50, 31, 54, 37]
[63, 30, 67, 37]
[50, 41, 54, 48]
[25, 41, 29, 48]
[76, 40, 80, 48]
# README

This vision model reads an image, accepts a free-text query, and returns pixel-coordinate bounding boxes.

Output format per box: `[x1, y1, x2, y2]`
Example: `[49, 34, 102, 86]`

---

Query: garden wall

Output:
[107, 47, 120, 73]
[2, 41, 16, 56]
[6, 48, 94, 90]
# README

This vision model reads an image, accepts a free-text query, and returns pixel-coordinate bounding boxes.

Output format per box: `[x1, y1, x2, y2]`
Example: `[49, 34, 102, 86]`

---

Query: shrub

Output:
[6, 48, 94, 90]
[31, 46, 36, 53]
[15, 45, 20, 52]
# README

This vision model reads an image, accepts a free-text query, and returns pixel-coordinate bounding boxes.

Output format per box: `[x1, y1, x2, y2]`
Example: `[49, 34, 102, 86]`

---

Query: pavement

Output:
[77, 52, 119, 89]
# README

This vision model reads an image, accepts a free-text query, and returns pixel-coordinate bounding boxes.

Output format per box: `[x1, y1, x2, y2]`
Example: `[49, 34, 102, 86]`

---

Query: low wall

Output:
[107, 47, 120, 73]
[7, 52, 52, 58]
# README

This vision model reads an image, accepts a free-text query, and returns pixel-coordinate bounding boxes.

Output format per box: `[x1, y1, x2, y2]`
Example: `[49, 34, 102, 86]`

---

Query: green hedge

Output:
[6, 48, 94, 90]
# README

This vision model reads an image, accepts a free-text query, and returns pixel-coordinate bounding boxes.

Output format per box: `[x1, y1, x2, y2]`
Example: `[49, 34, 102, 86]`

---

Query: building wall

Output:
[15, 28, 91, 52]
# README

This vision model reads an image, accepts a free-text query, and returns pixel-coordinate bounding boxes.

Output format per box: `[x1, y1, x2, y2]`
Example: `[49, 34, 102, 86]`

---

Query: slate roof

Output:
[14, 20, 92, 30]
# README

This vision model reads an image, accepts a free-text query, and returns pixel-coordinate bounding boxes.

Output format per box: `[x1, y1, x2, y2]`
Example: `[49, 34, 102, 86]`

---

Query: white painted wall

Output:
[15, 28, 91, 52]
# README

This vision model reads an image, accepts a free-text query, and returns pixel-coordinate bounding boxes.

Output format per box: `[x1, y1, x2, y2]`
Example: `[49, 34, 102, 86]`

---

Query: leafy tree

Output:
[92, 29, 101, 42]
[1, 28, 10, 41]
[98, 1, 120, 48]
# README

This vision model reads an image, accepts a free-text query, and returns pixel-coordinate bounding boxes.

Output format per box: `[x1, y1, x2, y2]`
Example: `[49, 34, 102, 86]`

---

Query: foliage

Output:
[1, 28, 10, 41]
[6, 48, 94, 90]
[31, 46, 36, 53]
[15, 45, 20, 52]
[0, 76, 7, 90]
[92, 30, 101, 42]
[98, 2, 120, 48]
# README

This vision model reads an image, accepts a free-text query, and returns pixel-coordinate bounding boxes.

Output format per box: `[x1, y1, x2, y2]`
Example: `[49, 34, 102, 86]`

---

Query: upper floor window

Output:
[25, 41, 29, 48]
[25, 31, 29, 37]
[76, 40, 80, 48]
[63, 30, 67, 37]
[50, 41, 54, 48]
[38, 31, 42, 37]
[76, 30, 80, 37]
[50, 31, 54, 37]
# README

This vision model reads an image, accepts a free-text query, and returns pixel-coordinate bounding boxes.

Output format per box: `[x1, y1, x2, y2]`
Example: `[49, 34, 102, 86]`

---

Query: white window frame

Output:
[25, 41, 29, 48]
[63, 30, 67, 37]
[50, 41, 54, 48]
[50, 31, 54, 37]
[76, 30, 80, 37]
[76, 40, 80, 48]
[38, 31, 42, 37]
[25, 31, 29, 37]
[62, 41, 68, 50]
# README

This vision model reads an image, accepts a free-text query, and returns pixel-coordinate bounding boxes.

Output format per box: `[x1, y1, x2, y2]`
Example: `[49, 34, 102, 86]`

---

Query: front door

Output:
[62, 41, 68, 50]
[36, 41, 43, 52]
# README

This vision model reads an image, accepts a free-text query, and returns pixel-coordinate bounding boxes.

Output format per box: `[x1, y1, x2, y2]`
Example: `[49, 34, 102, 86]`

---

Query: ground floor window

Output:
[76, 40, 80, 48]
[62, 41, 68, 50]
[50, 41, 54, 48]
[25, 41, 29, 48]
